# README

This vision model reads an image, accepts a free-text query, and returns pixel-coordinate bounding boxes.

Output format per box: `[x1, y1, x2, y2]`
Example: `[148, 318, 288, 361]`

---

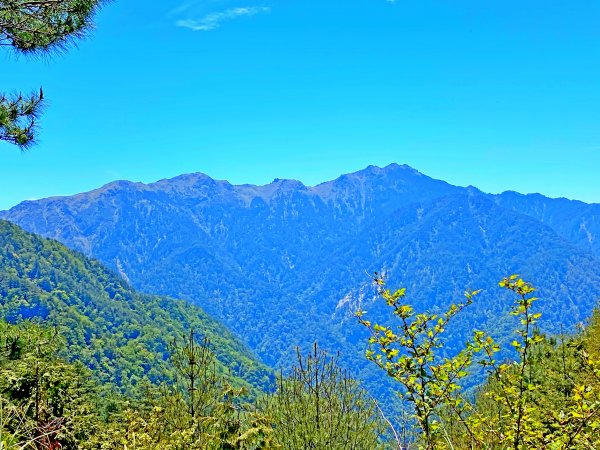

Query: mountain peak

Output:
[358, 163, 420, 176]
[98, 179, 141, 191]
[156, 172, 215, 185]
[150, 172, 233, 194]
[269, 178, 306, 189]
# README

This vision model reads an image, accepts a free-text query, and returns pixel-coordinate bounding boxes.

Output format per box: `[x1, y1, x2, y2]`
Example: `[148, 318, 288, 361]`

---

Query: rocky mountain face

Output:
[2, 163, 600, 397]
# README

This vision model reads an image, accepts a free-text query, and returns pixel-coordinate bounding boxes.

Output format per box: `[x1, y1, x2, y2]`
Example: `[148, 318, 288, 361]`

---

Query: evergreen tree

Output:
[1, 0, 104, 148]
[0, 320, 103, 449]
[262, 343, 387, 450]
[96, 330, 275, 449]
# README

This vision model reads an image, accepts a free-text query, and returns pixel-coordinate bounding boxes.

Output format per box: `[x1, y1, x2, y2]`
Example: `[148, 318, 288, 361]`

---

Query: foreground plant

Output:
[0, 321, 102, 449]
[97, 330, 276, 450]
[261, 343, 386, 450]
[357, 275, 600, 449]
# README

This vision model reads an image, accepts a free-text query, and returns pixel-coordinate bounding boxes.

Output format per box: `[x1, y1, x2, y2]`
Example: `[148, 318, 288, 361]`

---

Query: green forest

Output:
[1, 220, 600, 449]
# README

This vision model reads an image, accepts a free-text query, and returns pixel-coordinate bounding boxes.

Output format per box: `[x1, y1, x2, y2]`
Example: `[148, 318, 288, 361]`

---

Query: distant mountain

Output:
[2, 164, 600, 397]
[0, 220, 271, 394]
[491, 190, 600, 256]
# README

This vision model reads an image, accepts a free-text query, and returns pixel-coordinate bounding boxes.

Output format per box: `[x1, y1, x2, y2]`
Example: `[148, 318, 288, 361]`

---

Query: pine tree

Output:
[1, 0, 105, 148]
[262, 343, 387, 449]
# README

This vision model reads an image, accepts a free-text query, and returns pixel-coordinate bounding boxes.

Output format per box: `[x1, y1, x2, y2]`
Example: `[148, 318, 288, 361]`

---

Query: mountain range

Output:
[2, 163, 599, 398]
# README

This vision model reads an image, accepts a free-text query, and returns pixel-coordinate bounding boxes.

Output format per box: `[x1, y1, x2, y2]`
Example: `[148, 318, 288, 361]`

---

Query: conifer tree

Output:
[262, 343, 387, 449]
[1, 0, 104, 148]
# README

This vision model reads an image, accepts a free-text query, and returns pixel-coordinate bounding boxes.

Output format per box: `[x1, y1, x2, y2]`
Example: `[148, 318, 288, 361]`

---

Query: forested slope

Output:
[0, 220, 271, 394]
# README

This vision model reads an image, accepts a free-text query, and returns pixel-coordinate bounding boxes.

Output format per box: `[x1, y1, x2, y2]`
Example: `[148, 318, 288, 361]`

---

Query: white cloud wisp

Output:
[176, 6, 270, 32]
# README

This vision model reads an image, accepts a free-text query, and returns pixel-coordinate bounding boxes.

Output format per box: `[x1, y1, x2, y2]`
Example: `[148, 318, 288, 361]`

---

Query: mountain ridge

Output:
[1, 163, 599, 403]
[2, 163, 598, 260]
[5, 163, 598, 211]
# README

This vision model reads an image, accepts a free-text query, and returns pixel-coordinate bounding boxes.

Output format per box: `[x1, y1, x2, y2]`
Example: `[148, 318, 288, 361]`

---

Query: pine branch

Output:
[0, 0, 105, 53]
[0, 0, 105, 149]
[0, 89, 44, 149]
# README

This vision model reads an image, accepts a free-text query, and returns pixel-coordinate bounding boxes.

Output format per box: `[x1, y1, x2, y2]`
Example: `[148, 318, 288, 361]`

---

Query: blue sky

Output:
[1, 0, 599, 210]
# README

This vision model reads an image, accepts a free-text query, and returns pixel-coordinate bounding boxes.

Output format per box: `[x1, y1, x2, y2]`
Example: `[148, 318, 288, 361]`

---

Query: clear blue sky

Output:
[1, 0, 599, 210]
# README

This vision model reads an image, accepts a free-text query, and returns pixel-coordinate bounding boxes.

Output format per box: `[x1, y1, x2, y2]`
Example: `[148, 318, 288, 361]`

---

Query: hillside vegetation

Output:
[1, 247, 599, 448]
[0, 220, 271, 395]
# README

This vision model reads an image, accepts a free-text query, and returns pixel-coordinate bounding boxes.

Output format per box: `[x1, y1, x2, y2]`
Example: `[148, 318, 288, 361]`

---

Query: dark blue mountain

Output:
[491, 190, 600, 256]
[2, 164, 599, 399]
